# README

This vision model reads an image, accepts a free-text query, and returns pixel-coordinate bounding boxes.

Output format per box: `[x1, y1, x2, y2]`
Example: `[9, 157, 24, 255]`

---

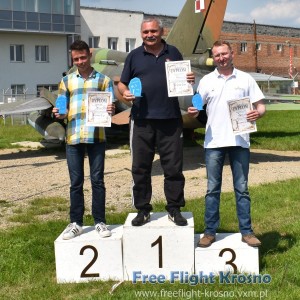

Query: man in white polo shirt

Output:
[188, 40, 266, 248]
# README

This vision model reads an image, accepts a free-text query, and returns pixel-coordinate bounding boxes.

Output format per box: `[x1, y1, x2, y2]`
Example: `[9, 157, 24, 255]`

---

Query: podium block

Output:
[54, 225, 123, 283]
[195, 233, 259, 275]
[123, 212, 194, 281]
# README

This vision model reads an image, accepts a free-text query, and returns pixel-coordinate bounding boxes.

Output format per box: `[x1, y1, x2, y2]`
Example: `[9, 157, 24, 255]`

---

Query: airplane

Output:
[0, 0, 228, 141]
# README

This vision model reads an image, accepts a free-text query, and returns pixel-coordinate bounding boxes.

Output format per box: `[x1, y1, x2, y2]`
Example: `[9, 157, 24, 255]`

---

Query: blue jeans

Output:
[66, 143, 106, 226]
[204, 147, 253, 235]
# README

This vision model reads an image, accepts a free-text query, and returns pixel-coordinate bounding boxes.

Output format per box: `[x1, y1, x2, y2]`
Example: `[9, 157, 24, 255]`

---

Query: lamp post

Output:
[285, 40, 293, 79]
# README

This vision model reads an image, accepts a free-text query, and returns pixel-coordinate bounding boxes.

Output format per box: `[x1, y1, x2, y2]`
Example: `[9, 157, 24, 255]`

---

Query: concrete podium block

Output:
[195, 233, 259, 276]
[54, 225, 123, 283]
[123, 212, 194, 281]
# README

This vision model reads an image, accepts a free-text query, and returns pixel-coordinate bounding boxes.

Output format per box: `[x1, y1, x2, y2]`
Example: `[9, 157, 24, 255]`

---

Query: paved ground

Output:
[1, 145, 300, 229]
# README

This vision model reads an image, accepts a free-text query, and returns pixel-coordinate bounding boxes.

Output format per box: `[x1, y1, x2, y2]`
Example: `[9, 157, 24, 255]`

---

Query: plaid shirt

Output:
[58, 69, 113, 145]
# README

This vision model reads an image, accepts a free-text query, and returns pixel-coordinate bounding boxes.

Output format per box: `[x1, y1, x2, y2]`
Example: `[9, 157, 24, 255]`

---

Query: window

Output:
[89, 36, 100, 48]
[0, 0, 11, 10]
[11, 84, 25, 95]
[26, 0, 38, 12]
[64, 0, 75, 15]
[39, 0, 51, 13]
[13, 0, 25, 11]
[108, 37, 118, 50]
[10, 44, 24, 62]
[67, 34, 81, 67]
[277, 44, 283, 51]
[52, 0, 63, 14]
[35, 45, 49, 62]
[240, 42, 247, 52]
[126, 38, 136, 52]
[256, 43, 261, 51]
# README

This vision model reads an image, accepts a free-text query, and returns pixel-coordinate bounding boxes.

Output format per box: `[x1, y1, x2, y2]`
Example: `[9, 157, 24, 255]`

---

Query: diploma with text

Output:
[86, 92, 112, 127]
[165, 60, 193, 97]
[227, 97, 257, 134]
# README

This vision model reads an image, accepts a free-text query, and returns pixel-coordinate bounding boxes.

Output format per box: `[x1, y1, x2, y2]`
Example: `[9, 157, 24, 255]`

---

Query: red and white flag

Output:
[195, 0, 205, 13]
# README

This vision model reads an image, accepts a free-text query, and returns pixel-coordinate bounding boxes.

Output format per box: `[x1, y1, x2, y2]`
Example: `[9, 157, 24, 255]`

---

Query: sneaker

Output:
[168, 209, 188, 226]
[242, 234, 261, 247]
[95, 222, 112, 238]
[197, 234, 216, 247]
[131, 210, 150, 226]
[63, 222, 83, 240]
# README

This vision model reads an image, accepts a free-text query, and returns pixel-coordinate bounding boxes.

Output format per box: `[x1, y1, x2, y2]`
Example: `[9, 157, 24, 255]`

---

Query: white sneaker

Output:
[95, 222, 111, 238]
[62, 222, 83, 240]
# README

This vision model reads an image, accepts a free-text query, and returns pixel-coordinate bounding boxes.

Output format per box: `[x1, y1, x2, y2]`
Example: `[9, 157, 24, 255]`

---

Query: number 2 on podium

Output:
[80, 245, 99, 278]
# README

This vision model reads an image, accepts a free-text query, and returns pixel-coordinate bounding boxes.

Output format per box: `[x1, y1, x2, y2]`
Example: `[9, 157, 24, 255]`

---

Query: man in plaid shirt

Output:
[53, 40, 115, 240]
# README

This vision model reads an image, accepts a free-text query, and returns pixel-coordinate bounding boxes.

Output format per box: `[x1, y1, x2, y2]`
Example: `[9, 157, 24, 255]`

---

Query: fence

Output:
[1, 89, 38, 125]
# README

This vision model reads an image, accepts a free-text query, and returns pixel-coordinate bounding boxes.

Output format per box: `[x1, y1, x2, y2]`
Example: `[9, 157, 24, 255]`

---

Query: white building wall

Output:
[80, 8, 143, 51]
[0, 32, 68, 94]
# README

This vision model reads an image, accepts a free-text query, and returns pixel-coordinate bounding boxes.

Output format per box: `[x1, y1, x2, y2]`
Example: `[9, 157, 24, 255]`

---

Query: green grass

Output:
[1, 111, 300, 151]
[0, 122, 43, 149]
[194, 110, 300, 151]
[0, 108, 300, 299]
[1, 179, 300, 299]
[265, 103, 300, 110]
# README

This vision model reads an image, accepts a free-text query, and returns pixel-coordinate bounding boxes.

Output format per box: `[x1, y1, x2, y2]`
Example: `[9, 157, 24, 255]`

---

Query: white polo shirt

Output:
[197, 68, 265, 149]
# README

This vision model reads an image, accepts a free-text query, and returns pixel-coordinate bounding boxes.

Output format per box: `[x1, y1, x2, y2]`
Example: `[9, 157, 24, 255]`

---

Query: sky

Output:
[80, 0, 300, 28]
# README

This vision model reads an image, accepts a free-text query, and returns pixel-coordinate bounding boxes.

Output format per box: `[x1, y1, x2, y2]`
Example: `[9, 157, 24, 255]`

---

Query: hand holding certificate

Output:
[227, 97, 257, 134]
[165, 60, 194, 97]
[86, 92, 112, 127]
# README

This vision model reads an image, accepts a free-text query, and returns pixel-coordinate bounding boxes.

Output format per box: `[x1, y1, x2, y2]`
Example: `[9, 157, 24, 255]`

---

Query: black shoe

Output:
[131, 210, 150, 226]
[168, 209, 188, 226]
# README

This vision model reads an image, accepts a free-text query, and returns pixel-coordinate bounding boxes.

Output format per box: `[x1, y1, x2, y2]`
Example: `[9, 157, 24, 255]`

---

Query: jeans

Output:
[204, 146, 253, 235]
[66, 143, 106, 226]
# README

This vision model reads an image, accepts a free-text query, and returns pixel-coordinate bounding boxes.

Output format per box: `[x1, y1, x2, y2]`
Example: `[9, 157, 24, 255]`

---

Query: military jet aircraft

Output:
[0, 0, 228, 140]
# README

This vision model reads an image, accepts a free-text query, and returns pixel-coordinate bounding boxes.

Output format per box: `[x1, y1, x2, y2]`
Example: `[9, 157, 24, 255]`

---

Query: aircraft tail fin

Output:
[166, 0, 227, 57]
[40, 87, 57, 107]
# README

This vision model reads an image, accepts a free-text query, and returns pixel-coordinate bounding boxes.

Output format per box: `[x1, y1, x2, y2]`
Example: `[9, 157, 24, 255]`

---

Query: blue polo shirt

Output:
[120, 40, 183, 119]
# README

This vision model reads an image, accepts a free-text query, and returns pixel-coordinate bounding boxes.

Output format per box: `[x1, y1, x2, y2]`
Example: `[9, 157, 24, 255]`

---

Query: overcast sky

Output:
[80, 0, 300, 28]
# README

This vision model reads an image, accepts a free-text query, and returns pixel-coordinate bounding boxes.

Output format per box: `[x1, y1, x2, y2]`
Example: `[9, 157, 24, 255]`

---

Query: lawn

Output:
[0, 110, 299, 299]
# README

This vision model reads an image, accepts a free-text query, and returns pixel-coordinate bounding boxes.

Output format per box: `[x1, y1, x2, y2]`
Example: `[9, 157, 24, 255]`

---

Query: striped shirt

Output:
[58, 69, 113, 145]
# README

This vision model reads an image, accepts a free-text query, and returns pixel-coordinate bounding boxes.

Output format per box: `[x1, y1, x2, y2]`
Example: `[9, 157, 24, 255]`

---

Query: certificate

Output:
[86, 91, 112, 127]
[165, 60, 194, 97]
[227, 97, 257, 134]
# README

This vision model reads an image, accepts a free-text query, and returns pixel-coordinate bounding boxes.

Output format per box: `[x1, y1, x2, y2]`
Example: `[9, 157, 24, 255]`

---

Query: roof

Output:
[249, 72, 292, 82]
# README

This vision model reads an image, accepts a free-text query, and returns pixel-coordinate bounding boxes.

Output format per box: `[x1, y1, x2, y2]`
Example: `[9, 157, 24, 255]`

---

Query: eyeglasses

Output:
[142, 29, 159, 34]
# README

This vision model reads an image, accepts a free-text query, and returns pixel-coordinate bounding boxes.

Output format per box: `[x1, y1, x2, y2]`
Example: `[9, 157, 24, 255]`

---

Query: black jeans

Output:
[130, 118, 185, 212]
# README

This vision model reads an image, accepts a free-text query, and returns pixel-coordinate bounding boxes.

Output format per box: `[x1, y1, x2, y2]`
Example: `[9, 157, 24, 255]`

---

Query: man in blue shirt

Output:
[118, 18, 195, 226]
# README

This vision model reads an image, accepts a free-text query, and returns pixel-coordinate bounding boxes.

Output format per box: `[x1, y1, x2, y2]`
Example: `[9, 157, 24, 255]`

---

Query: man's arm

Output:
[247, 99, 266, 122]
[117, 81, 135, 102]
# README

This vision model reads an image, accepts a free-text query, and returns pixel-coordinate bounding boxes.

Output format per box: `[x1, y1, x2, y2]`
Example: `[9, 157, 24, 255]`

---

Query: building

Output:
[220, 21, 300, 79]
[0, 0, 81, 102]
[80, 7, 143, 52]
[1, 5, 300, 102]
[79, 7, 300, 81]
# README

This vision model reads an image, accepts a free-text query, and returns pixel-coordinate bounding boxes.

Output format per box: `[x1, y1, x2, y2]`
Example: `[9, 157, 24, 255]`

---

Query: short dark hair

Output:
[70, 40, 90, 52]
[212, 40, 232, 51]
